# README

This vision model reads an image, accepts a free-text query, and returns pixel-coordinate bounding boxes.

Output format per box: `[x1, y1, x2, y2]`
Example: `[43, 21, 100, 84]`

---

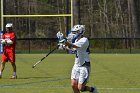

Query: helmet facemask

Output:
[67, 25, 85, 43]
[5, 23, 13, 32]
[71, 25, 85, 39]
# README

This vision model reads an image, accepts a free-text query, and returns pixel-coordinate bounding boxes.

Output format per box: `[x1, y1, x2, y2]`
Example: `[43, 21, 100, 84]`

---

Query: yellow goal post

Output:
[1, 0, 74, 31]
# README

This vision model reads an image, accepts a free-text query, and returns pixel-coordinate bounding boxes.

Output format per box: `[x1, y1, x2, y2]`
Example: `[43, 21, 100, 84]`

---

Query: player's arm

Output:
[56, 31, 79, 50]
[9, 33, 16, 43]
[5, 33, 16, 45]
[0, 39, 13, 45]
[65, 41, 79, 48]
[0, 35, 6, 44]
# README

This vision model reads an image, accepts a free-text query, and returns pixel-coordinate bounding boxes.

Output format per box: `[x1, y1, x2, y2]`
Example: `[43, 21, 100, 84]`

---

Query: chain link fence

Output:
[16, 38, 140, 54]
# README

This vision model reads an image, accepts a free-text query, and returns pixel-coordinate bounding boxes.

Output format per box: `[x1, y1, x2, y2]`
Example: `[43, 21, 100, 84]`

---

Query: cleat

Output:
[10, 75, 17, 79]
[90, 86, 98, 93]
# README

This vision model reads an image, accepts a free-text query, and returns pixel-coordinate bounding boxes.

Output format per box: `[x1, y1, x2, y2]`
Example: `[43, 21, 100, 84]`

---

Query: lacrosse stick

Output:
[32, 45, 59, 68]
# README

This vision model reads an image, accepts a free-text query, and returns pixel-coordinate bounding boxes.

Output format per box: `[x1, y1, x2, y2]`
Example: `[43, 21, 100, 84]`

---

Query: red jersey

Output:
[1, 31, 16, 62]
[2, 31, 16, 52]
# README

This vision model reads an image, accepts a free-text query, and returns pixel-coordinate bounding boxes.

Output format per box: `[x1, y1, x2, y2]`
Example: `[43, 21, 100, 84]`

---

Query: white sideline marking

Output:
[0, 85, 140, 90]
[99, 88, 140, 90]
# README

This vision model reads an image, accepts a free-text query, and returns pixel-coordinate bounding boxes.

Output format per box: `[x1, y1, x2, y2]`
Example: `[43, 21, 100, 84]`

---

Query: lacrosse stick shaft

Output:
[32, 45, 59, 68]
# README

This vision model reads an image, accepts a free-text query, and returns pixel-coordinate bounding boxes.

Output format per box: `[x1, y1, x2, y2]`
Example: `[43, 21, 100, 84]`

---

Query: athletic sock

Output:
[0, 71, 2, 76]
[13, 72, 16, 76]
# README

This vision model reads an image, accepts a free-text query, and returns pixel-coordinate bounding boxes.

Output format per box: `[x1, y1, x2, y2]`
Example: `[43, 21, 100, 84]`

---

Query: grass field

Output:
[0, 54, 140, 93]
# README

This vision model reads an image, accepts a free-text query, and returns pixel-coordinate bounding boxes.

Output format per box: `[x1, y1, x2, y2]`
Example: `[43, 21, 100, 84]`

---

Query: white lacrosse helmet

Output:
[5, 23, 13, 27]
[71, 25, 85, 35]
[68, 25, 85, 42]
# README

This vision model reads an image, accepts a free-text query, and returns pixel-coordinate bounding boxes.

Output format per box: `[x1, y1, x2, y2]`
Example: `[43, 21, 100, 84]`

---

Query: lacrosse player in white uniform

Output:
[57, 25, 98, 93]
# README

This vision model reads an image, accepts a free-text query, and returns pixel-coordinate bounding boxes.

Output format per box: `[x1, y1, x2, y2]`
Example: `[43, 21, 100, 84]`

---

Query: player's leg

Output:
[0, 53, 8, 78]
[71, 79, 80, 93]
[9, 52, 17, 79]
[71, 65, 80, 93]
[10, 62, 17, 79]
[0, 62, 6, 72]
[78, 83, 96, 93]
[78, 83, 93, 92]
[77, 66, 91, 92]
[78, 66, 98, 93]
[0, 62, 6, 78]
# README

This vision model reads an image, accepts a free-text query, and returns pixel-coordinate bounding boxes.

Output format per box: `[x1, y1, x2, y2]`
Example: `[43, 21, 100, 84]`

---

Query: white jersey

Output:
[73, 37, 90, 66]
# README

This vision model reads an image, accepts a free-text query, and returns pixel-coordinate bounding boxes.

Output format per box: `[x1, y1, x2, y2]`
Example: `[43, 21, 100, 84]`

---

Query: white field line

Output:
[0, 85, 140, 90]
[98, 88, 140, 90]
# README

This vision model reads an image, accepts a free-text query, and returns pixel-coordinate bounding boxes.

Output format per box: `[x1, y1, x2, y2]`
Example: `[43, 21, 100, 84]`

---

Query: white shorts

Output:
[71, 64, 91, 84]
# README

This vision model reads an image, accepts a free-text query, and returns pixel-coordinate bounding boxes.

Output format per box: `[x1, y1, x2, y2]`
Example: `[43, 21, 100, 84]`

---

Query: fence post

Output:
[28, 39, 31, 53]
[129, 38, 132, 54]
[104, 38, 106, 53]
[0, 31, 3, 53]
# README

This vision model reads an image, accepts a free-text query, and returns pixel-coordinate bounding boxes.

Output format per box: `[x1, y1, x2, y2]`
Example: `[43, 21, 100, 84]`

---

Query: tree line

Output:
[0, 0, 140, 39]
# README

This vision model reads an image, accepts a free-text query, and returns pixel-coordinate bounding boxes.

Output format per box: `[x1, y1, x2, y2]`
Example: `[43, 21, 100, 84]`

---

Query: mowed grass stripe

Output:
[0, 54, 140, 93]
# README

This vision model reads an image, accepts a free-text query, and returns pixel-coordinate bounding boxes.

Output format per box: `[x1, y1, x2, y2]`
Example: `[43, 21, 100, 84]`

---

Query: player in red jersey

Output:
[0, 23, 17, 79]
